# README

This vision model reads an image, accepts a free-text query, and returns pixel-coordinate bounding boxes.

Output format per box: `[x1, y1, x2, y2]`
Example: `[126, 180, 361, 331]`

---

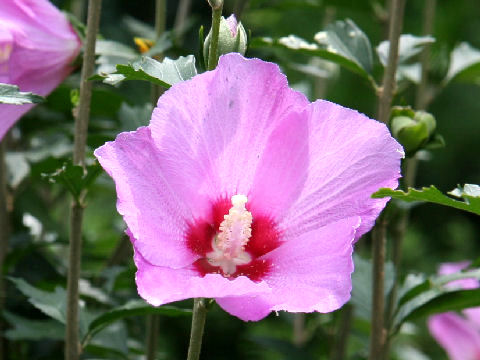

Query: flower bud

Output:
[390, 108, 439, 156]
[204, 15, 247, 67]
[391, 116, 429, 155]
[414, 110, 436, 136]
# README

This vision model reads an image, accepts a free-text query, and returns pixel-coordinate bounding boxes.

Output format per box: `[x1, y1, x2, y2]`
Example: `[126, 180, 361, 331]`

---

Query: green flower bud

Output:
[391, 115, 429, 155]
[204, 15, 247, 67]
[414, 110, 436, 136]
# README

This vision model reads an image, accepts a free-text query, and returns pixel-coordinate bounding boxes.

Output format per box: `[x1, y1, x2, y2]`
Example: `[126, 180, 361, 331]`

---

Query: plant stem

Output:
[207, 0, 223, 71]
[70, 0, 85, 22]
[331, 304, 353, 360]
[376, 0, 406, 125]
[234, 0, 249, 18]
[369, 214, 388, 360]
[151, 0, 167, 105]
[186, 298, 208, 360]
[174, 0, 192, 43]
[369, 0, 406, 359]
[0, 140, 9, 360]
[155, 0, 166, 40]
[293, 313, 306, 346]
[65, 1, 102, 359]
[145, 3, 166, 357]
[146, 315, 160, 360]
[384, 0, 436, 355]
[416, 0, 436, 111]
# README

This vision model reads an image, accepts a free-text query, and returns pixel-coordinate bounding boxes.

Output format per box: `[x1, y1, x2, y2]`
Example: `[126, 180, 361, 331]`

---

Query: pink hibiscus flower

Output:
[428, 262, 480, 360]
[0, 0, 81, 140]
[95, 53, 403, 321]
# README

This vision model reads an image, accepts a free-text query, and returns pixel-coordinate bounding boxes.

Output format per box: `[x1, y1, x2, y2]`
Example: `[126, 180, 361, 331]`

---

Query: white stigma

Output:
[207, 194, 253, 275]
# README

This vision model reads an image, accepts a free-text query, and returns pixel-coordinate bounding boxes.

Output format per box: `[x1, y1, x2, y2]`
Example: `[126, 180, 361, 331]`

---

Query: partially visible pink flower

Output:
[0, 0, 81, 140]
[95, 53, 403, 321]
[428, 262, 480, 360]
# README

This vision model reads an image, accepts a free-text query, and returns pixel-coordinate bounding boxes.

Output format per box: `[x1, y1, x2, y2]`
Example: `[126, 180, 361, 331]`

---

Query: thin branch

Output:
[416, 0, 436, 111]
[234, 0, 249, 19]
[65, 1, 102, 359]
[186, 298, 208, 360]
[174, 0, 192, 44]
[369, 0, 406, 359]
[0, 140, 9, 360]
[207, 0, 224, 70]
[146, 1, 167, 358]
[376, 0, 406, 125]
[146, 315, 160, 360]
[384, 0, 436, 355]
[331, 304, 353, 360]
[293, 313, 306, 346]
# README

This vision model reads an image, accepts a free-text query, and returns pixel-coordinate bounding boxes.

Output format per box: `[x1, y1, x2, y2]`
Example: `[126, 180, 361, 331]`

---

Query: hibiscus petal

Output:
[215, 295, 273, 322]
[216, 217, 359, 320]
[133, 242, 271, 306]
[281, 100, 403, 239]
[0, 0, 80, 140]
[95, 127, 210, 268]
[149, 53, 309, 216]
[428, 313, 480, 360]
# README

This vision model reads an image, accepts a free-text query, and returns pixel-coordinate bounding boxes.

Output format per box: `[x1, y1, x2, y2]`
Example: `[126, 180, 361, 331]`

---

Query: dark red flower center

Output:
[185, 195, 281, 281]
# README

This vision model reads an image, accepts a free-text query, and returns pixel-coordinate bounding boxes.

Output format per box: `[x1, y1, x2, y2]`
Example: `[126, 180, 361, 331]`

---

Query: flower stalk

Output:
[207, 0, 224, 70]
[369, 0, 406, 359]
[0, 140, 9, 360]
[384, 0, 436, 355]
[146, 1, 166, 358]
[65, 0, 102, 359]
[186, 298, 208, 360]
[151, 0, 166, 105]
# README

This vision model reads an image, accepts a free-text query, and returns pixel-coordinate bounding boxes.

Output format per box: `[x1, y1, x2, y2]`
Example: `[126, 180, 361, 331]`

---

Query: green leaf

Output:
[450, 183, 480, 198]
[376, 35, 435, 66]
[9, 277, 91, 337]
[9, 277, 67, 324]
[4, 312, 65, 341]
[372, 185, 480, 216]
[0, 83, 44, 105]
[315, 19, 374, 74]
[393, 268, 480, 331]
[351, 254, 395, 321]
[95, 55, 197, 88]
[42, 161, 102, 204]
[250, 19, 376, 87]
[444, 42, 480, 84]
[118, 102, 152, 132]
[82, 300, 191, 346]
[95, 40, 138, 75]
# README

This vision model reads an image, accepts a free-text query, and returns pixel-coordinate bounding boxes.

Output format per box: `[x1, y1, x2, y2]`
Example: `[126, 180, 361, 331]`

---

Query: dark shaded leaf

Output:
[82, 300, 191, 346]
[9, 277, 67, 324]
[4, 312, 65, 341]
[393, 268, 480, 331]
[42, 161, 102, 204]
[351, 254, 395, 320]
